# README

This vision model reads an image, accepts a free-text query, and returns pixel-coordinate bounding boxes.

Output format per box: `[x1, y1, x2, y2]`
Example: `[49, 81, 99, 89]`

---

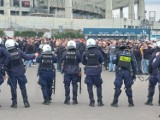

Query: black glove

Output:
[1, 67, 7, 76]
[132, 75, 136, 80]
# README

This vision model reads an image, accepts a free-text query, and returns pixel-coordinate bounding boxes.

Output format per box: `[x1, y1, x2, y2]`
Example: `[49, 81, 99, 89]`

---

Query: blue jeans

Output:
[109, 54, 116, 72]
[57, 57, 62, 72]
[137, 60, 142, 74]
[24, 54, 33, 67]
[142, 59, 149, 74]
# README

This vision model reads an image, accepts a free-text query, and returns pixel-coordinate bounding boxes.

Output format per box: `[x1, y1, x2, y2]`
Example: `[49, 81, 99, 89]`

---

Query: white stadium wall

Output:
[0, 15, 141, 30]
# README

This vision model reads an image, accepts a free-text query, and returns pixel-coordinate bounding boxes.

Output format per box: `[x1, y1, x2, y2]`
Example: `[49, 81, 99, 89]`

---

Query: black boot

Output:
[145, 99, 153, 106]
[97, 85, 103, 107]
[64, 99, 70, 105]
[145, 85, 155, 106]
[64, 84, 70, 105]
[72, 98, 78, 105]
[128, 98, 134, 107]
[97, 100, 104, 107]
[111, 98, 118, 107]
[43, 99, 50, 105]
[24, 101, 30, 108]
[48, 98, 52, 103]
[89, 100, 95, 107]
[11, 101, 17, 108]
[111, 88, 121, 107]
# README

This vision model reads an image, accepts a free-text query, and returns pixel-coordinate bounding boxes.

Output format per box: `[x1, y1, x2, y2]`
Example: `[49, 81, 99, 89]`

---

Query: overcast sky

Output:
[113, 0, 160, 21]
[145, 0, 160, 4]
[145, 0, 160, 20]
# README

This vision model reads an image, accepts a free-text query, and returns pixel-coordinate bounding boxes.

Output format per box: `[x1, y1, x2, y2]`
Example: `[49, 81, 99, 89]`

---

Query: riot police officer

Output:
[110, 45, 137, 107]
[145, 41, 160, 106]
[0, 46, 11, 107]
[5, 39, 38, 108]
[82, 38, 104, 107]
[0, 47, 11, 85]
[61, 40, 81, 105]
[36, 44, 57, 105]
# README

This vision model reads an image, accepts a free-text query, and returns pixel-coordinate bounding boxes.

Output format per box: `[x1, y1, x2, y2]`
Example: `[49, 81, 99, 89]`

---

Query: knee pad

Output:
[125, 87, 132, 97]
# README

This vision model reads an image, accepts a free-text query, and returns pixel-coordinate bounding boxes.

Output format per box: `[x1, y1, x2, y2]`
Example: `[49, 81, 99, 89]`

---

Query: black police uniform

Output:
[82, 47, 104, 107]
[145, 48, 160, 106]
[111, 46, 137, 107]
[0, 47, 11, 85]
[37, 51, 57, 105]
[61, 48, 81, 105]
[7, 47, 35, 108]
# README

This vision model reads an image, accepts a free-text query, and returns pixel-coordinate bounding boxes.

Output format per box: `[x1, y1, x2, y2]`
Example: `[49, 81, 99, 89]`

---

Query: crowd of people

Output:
[0, 36, 160, 108]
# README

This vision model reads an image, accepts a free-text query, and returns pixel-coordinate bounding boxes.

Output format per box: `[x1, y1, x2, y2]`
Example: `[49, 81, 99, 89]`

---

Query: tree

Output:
[0, 30, 5, 37]
[14, 31, 44, 37]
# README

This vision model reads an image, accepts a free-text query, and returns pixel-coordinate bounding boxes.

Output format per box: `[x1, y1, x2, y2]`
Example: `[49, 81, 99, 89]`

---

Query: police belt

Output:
[118, 67, 129, 71]
[85, 65, 101, 68]
[40, 68, 55, 71]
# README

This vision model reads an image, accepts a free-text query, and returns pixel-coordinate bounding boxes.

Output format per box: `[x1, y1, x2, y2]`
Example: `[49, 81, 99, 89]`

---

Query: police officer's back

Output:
[5, 39, 38, 108]
[61, 40, 81, 105]
[0, 45, 11, 107]
[0, 47, 11, 85]
[82, 38, 104, 107]
[36, 44, 57, 105]
[111, 45, 137, 107]
[145, 41, 160, 106]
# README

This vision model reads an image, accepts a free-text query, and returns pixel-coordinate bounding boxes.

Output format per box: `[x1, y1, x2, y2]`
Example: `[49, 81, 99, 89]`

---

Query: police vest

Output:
[9, 48, 23, 68]
[117, 51, 132, 70]
[39, 52, 54, 70]
[86, 50, 99, 66]
[65, 50, 77, 65]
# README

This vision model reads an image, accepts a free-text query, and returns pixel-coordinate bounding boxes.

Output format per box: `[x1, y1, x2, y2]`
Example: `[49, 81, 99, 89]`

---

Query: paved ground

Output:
[0, 65, 160, 120]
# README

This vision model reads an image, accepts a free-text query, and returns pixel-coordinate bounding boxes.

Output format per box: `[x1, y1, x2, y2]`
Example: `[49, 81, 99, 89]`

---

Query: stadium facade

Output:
[0, 0, 146, 19]
[0, 0, 159, 38]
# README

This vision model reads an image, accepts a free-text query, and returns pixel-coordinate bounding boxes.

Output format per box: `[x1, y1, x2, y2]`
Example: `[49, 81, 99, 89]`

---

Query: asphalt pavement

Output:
[0, 65, 159, 120]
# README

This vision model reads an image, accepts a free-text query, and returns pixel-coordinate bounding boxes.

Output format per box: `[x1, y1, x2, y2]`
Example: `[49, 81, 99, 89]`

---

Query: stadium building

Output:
[0, 0, 159, 39]
[0, 0, 146, 19]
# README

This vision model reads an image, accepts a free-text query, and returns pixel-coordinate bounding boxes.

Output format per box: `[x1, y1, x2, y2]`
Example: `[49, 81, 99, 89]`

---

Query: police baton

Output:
[78, 68, 82, 94]
[5, 70, 17, 96]
[52, 68, 56, 94]
[158, 85, 160, 106]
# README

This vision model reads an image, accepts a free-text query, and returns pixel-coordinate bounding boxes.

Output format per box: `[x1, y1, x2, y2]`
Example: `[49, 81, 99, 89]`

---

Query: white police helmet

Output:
[86, 38, 96, 48]
[5, 39, 16, 49]
[67, 40, 76, 49]
[42, 44, 52, 52]
[39, 44, 44, 49]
